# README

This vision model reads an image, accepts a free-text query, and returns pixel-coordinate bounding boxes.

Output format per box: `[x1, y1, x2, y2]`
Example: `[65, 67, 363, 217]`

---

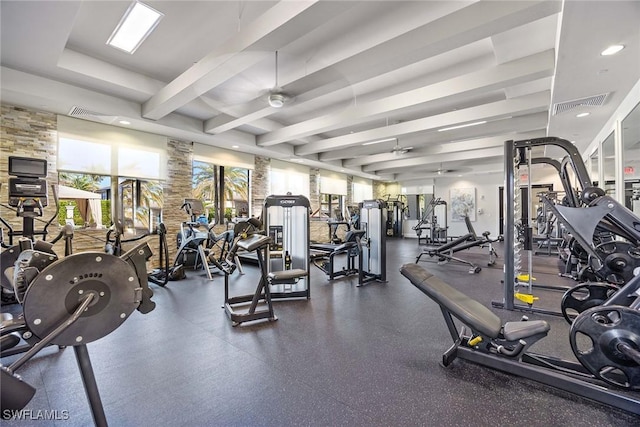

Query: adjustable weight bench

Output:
[415, 216, 500, 273]
[399, 263, 640, 414]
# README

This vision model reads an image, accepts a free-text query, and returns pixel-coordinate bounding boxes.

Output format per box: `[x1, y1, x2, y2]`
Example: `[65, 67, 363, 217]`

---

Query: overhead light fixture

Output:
[268, 93, 285, 108]
[231, 145, 239, 149]
[601, 45, 624, 56]
[107, 1, 164, 54]
[576, 112, 590, 118]
[119, 120, 131, 125]
[437, 121, 487, 132]
[362, 137, 397, 146]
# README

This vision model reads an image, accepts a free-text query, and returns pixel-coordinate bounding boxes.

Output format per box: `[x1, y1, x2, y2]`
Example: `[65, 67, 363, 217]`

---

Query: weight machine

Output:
[358, 200, 387, 285]
[413, 197, 447, 245]
[492, 138, 590, 315]
[384, 195, 405, 238]
[401, 262, 639, 415]
[263, 195, 310, 299]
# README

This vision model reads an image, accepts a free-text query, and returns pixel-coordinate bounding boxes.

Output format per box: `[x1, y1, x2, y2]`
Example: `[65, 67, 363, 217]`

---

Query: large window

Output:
[58, 172, 111, 228]
[270, 160, 310, 197]
[119, 178, 163, 230]
[192, 160, 249, 223]
[58, 125, 166, 231]
[319, 193, 343, 219]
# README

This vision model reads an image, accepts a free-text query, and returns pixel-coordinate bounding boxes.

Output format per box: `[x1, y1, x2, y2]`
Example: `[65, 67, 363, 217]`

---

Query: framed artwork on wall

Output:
[450, 187, 476, 222]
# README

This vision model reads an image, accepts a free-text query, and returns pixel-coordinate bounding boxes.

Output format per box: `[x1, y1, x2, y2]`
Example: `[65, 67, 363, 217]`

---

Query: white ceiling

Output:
[2, 1, 639, 182]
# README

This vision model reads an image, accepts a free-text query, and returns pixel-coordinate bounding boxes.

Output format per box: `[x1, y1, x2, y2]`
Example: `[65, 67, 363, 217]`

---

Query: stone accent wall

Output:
[346, 175, 353, 206]
[163, 139, 193, 261]
[251, 156, 270, 218]
[308, 168, 326, 242]
[1, 104, 58, 245]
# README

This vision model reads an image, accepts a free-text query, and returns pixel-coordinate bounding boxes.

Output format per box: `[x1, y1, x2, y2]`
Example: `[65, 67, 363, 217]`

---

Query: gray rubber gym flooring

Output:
[3, 238, 639, 426]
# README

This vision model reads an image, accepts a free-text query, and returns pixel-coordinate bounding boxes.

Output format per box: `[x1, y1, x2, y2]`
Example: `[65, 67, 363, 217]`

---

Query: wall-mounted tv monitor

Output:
[8, 156, 47, 178]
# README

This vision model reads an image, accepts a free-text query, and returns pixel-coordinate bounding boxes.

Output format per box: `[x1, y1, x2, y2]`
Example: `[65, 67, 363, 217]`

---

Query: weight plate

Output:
[570, 305, 640, 390]
[22, 252, 140, 346]
[560, 283, 619, 324]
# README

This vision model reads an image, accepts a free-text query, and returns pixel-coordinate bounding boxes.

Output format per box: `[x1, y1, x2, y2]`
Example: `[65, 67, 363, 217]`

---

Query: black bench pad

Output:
[400, 263, 550, 341]
[502, 320, 549, 341]
[400, 263, 502, 338]
[237, 234, 271, 252]
[268, 269, 307, 282]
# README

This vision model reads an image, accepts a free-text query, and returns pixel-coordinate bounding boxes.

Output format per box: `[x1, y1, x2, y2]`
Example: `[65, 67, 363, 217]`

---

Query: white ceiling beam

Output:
[327, 112, 548, 163]
[343, 130, 546, 168]
[257, 50, 554, 146]
[205, 0, 561, 134]
[363, 146, 505, 173]
[393, 161, 504, 181]
[142, 1, 318, 121]
[296, 91, 550, 156]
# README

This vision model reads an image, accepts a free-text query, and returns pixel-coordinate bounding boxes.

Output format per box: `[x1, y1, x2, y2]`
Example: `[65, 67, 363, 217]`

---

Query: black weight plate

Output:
[22, 252, 139, 346]
[570, 305, 640, 390]
[560, 282, 618, 324]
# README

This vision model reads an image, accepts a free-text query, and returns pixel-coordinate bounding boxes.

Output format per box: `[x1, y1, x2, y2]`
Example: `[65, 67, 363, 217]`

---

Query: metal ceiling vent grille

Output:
[552, 93, 609, 115]
[68, 106, 117, 124]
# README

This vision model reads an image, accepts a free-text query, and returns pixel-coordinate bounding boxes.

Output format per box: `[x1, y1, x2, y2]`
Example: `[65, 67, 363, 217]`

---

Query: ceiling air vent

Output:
[68, 106, 117, 124]
[552, 93, 609, 115]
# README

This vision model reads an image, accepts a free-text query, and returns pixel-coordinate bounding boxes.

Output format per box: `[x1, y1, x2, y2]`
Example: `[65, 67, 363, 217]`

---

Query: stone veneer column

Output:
[346, 175, 353, 206]
[163, 138, 193, 260]
[251, 156, 270, 218]
[309, 168, 320, 214]
[1, 104, 58, 238]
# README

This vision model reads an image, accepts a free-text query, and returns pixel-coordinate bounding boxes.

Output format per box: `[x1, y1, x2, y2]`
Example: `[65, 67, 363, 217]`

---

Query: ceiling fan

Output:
[391, 139, 413, 155]
[267, 51, 288, 108]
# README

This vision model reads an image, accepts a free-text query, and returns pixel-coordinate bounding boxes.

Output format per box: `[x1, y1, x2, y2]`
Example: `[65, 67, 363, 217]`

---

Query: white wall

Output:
[432, 174, 502, 237]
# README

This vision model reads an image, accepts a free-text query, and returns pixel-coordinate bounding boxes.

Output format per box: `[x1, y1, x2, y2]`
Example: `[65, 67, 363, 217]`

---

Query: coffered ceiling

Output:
[2, 1, 639, 182]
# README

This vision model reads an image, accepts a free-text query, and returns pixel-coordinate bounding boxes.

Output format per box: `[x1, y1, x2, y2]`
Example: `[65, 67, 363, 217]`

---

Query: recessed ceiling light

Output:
[107, 1, 164, 54]
[576, 112, 590, 118]
[362, 137, 396, 146]
[437, 121, 487, 132]
[119, 120, 131, 125]
[231, 145, 239, 149]
[601, 45, 624, 56]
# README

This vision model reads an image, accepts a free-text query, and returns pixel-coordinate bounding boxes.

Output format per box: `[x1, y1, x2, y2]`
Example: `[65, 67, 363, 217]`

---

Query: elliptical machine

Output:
[104, 219, 175, 286]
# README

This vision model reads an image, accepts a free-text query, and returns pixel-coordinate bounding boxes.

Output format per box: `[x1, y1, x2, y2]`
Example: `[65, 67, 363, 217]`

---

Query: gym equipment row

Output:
[401, 262, 639, 415]
[416, 215, 500, 274]
[1, 156, 157, 425]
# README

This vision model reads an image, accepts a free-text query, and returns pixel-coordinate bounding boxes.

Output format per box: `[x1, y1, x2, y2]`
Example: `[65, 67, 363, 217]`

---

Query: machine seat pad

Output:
[310, 243, 338, 252]
[400, 263, 502, 338]
[237, 234, 271, 252]
[268, 269, 307, 282]
[502, 320, 550, 341]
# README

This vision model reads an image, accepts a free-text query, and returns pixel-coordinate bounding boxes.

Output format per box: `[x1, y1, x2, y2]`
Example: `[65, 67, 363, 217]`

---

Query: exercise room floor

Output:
[3, 238, 639, 426]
